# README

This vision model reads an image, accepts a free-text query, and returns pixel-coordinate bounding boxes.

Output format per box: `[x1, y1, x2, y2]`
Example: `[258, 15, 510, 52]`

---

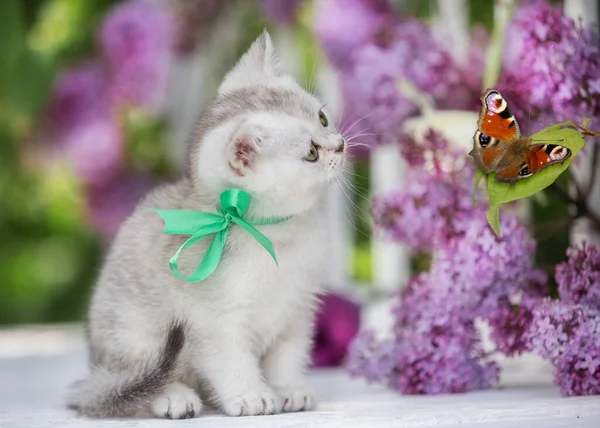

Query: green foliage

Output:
[474, 122, 586, 235]
[0, 0, 119, 325]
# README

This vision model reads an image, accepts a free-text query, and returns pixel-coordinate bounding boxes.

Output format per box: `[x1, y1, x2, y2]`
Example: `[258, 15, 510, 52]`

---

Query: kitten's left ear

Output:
[218, 30, 281, 95]
[227, 127, 262, 176]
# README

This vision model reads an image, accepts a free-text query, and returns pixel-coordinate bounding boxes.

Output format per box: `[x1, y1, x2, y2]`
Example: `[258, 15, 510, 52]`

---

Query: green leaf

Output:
[0, 0, 26, 106]
[472, 167, 486, 206]
[484, 121, 585, 235]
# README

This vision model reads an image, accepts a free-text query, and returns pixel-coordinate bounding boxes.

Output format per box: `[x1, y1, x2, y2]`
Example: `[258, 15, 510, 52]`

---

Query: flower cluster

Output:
[348, 131, 547, 394]
[371, 131, 480, 251]
[47, 0, 176, 237]
[314, 1, 486, 145]
[259, 0, 304, 25]
[311, 292, 361, 367]
[497, 1, 600, 133]
[528, 243, 600, 396]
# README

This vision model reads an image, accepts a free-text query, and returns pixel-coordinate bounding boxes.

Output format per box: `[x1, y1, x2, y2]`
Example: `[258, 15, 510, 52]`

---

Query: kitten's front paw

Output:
[221, 386, 282, 416]
[152, 382, 203, 419]
[275, 385, 316, 412]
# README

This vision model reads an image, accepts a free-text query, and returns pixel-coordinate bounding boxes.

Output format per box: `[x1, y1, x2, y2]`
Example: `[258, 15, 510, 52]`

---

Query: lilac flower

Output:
[259, 0, 304, 25]
[313, 0, 394, 69]
[86, 171, 153, 239]
[48, 62, 123, 187]
[555, 242, 600, 307]
[312, 292, 361, 367]
[497, 1, 600, 133]
[100, 0, 175, 111]
[429, 215, 544, 319]
[487, 301, 535, 357]
[62, 118, 124, 187]
[339, 20, 484, 144]
[346, 330, 397, 382]
[388, 329, 500, 395]
[372, 134, 482, 251]
[527, 298, 598, 363]
[554, 326, 600, 396]
[48, 62, 110, 130]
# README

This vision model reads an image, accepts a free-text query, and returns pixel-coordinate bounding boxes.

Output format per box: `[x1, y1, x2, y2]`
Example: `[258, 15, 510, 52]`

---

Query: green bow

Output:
[153, 189, 289, 283]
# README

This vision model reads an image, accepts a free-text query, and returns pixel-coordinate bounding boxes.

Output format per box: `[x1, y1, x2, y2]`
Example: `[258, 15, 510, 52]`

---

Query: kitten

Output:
[68, 30, 347, 419]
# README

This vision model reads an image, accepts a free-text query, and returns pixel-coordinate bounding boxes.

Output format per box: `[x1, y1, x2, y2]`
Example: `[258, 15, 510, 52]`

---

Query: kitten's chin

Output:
[246, 187, 326, 219]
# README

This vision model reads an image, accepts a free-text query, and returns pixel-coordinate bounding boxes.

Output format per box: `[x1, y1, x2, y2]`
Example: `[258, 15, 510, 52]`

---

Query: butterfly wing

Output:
[477, 89, 521, 141]
[471, 89, 522, 174]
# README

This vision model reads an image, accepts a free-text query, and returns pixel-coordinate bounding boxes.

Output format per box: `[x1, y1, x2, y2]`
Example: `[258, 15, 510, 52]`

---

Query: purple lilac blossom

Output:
[429, 215, 544, 319]
[313, 0, 394, 69]
[554, 316, 600, 396]
[345, 330, 397, 382]
[86, 171, 153, 239]
[371, 131, 482, 251]
[311, 292, 361, 367]
[388, 328, 500, 395]
[528, 295, 600, 396]
[555, 242, 600, 307]
[349, 126, 548, 394]
[48, 62, 123, 187]
[497, 1, 600, 133]
[259, 0, 304, 25]
[527, 298, 599, 363]
[347, 275, 500, 394]
[339, 20, 484, 144]
[99, 0, 175, 111]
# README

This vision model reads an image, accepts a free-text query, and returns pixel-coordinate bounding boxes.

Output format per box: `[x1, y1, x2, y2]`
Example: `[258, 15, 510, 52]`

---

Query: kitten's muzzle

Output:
[335, 139, 345, 153]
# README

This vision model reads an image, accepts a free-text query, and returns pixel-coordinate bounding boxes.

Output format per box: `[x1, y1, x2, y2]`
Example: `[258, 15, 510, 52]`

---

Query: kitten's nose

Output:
[335, 139, 345, 153]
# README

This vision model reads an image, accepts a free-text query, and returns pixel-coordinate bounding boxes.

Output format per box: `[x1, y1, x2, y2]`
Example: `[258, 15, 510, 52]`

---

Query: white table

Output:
[0, 324, 599, 428]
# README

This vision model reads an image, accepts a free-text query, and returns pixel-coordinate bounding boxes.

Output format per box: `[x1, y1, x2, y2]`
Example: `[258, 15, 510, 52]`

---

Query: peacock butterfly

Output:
[469, 89, 571, 186]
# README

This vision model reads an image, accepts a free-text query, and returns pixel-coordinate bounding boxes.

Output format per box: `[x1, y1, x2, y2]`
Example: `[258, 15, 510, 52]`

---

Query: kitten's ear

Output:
[218, 30, 281, 95]
[227, 128, 262, 176]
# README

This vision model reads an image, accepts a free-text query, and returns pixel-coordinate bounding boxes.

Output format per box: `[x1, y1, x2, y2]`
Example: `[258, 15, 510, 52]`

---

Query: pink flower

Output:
[47, 62, 123, 187]
[259, 0, 304, 25]
[100, 0, 175, 111]
[86, 171, 153, 239]
[312, 292, 361, 367]
[313, 0, 394, 69]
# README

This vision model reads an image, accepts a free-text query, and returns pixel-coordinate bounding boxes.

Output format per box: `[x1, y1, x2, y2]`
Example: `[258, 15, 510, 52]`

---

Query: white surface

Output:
[0, 324, 599, 428]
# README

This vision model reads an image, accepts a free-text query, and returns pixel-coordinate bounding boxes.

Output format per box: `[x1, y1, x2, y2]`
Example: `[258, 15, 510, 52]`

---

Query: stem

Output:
[586, 142, 599, 197]
[549, 183, 600, 230]
[482, 0, 515, 88]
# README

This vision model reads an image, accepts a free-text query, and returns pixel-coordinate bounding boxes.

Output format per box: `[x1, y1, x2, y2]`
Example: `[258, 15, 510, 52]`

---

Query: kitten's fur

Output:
[69, 31, 346, 419]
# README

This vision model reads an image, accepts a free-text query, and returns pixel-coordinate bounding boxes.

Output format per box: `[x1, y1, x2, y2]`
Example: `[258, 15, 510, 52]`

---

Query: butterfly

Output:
[469, 89, 571, 186]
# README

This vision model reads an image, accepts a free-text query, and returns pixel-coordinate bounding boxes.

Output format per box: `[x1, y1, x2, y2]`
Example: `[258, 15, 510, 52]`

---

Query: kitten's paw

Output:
[275, 385, 316, 412]
[221, 386, 282, 416]
[152, 382, 202, 419]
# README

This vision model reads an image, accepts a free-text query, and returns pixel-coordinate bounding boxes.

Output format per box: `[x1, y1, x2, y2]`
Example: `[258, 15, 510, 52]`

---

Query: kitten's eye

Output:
[303, 142, 319, 162]
[319, 110, 328, 127]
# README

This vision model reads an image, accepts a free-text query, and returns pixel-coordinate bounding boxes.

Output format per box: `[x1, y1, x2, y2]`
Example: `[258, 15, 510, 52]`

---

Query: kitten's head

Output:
[191, 31, 346, 218]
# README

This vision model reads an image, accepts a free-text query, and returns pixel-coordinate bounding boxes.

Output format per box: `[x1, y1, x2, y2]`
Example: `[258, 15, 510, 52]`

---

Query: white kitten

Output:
[69, 31, 347, 419]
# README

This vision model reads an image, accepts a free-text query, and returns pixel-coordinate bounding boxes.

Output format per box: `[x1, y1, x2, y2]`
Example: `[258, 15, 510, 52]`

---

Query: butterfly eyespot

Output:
[478, 133, 491, 147]
[518, 165, 531, 176]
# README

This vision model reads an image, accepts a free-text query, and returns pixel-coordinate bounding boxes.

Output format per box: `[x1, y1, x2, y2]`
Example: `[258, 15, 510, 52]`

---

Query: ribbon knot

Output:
[153, 189, 289, 283]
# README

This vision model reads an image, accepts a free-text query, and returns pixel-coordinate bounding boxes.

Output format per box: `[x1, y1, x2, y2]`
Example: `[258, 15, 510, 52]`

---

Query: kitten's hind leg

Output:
[151, 382, 203, 419]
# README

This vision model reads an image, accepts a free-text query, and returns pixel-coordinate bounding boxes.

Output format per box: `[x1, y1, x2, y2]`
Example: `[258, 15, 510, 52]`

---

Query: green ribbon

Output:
[153, 189, 289, 283]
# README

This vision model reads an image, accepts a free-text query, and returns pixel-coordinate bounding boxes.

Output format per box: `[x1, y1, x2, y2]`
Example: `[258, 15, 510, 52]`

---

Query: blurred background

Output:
[0, 0, 598, 329]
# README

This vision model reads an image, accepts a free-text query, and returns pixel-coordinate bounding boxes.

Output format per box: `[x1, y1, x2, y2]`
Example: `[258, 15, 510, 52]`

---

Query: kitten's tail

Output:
[68, 320, 187, 418]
